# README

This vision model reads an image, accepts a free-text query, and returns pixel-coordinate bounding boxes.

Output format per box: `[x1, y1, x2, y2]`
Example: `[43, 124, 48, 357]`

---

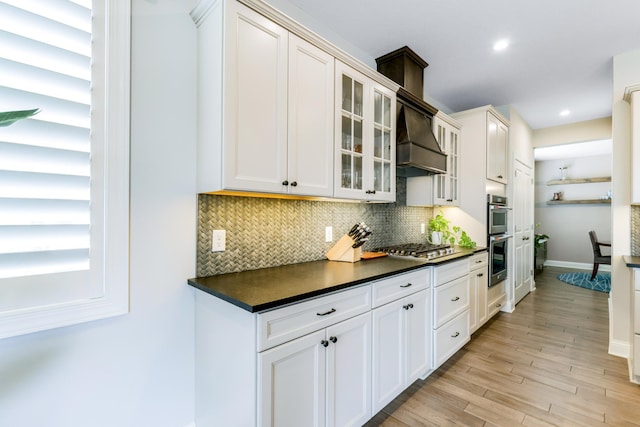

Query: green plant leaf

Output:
[0, 109, 40, 127]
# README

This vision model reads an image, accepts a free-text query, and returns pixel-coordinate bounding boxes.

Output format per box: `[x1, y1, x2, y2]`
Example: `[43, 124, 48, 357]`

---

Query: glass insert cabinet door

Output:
[340, 72, 364, 191]
[372, 89, 392, 194]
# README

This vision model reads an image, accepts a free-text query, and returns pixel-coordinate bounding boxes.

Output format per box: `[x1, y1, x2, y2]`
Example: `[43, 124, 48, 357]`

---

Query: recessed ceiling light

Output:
[560, 110, 571, 116]
[493, 39, 509, 51]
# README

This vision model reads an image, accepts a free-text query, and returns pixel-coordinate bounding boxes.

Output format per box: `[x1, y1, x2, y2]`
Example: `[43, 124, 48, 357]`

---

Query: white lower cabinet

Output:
[469, 252, 488, 334]
[258, 312, 371, 427]
[371, 288, 430, 413]
[431, 258, 471, 369]
[194, 260, 482, 426]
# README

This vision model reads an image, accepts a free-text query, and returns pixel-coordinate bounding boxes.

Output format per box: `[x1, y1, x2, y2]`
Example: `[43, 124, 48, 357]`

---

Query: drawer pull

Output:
[475, 260, 483, 263]
[329, 336, 337, 343]
[496, 303, 502, 308]
[400, 283, 413, 288]
[317, 308, 336, 316]
[478, 273, 484, 277]
[321, 340, 329, 347]
[403, 303, 414, 310]
[451, 296, 460, 302]
[451, 332, 460, 338]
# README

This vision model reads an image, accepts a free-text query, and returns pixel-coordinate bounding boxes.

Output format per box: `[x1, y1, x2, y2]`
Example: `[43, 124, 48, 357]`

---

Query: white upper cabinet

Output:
[222, 2, 289, 194]
[486, 111, 509, 184]
[287, 34, 335, 197]
[406, 112, 461, 206]
[335, 61, 396, 202]
[193, 0, 399, 200]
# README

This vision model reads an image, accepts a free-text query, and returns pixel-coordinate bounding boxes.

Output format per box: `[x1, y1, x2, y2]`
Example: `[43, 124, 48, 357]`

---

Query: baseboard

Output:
[609, 339, 630, 359]
[608, 297, 631, 358]
[543, 260, 612, 272]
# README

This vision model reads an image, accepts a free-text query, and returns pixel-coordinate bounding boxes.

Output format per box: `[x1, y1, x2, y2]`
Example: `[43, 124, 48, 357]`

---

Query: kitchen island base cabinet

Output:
[258, 312, 372, 427]
[372, 288, 430, 414]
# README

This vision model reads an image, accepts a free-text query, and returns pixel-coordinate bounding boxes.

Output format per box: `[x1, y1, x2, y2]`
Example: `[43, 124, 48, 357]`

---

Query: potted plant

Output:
[451, 226, 477, 249]
[0, 109, 39, 127]
[428, 211, 450, 244]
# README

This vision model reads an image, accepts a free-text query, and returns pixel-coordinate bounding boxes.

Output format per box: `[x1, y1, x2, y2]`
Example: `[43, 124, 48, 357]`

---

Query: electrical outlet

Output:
[421, 223, 426, 234]
[325, 226, 333, 242]
[212, 230, 226, 252]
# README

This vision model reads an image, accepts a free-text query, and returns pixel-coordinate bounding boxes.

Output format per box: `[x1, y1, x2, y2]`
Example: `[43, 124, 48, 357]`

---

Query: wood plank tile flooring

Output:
[365, 267, 640, 426]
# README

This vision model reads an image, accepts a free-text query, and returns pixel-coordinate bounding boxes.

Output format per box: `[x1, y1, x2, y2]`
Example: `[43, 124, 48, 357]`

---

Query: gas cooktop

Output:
[373, 243, 458, 260]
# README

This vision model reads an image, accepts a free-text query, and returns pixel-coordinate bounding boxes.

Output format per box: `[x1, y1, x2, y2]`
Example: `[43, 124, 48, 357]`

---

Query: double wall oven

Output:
[487, 194, 511, 287]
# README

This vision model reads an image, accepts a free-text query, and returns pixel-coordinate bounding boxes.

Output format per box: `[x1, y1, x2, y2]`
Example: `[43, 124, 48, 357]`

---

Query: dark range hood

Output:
[376, 46, 447, 176]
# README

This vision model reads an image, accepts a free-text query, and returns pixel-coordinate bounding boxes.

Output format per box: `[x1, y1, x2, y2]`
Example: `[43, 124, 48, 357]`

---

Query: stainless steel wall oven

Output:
[487, 194, 511, 287]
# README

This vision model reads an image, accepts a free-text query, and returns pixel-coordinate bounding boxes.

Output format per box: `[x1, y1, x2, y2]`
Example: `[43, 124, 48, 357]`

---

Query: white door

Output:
[288, 34, 335, 197]
[405, 289, 430, 383]
[325, 313, 371, 427]
[514, 161, 534, 304]
[258, 329, 326, 427]
[224, 2, 289, 193]
[371, 298, 405, 413]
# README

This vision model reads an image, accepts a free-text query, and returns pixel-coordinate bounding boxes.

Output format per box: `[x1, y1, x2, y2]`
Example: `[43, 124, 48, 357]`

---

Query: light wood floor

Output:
[365, 267, 640, 426]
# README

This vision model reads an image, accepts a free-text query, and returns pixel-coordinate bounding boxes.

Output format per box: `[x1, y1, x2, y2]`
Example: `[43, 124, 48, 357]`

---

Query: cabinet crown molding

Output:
[624, 84, 640, 103]
[190, 0, 400, 91]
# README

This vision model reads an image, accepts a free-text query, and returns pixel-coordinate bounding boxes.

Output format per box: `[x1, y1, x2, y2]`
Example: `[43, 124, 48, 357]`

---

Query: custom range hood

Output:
[376, 46, 447, 176]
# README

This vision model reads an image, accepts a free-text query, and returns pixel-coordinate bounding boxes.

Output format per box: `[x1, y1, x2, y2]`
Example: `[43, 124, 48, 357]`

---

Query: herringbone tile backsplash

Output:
[196, 179, 434, 276]
[632, 205, 640, 255]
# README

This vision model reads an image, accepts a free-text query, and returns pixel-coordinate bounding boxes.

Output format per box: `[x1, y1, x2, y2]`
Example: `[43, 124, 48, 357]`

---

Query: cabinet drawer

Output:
[487, 292, 506, 318]
[433, 258, 470, 287]
[372, 268, 430, 308]
[433, 310, 470, 368]
[469, 252, 488, 270]
[258, 285, 371, 351]
[433, 275, 469, 328]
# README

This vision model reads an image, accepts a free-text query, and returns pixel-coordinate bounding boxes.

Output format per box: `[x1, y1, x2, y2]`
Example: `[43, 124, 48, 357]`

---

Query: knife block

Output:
[326, 234, 362, 263]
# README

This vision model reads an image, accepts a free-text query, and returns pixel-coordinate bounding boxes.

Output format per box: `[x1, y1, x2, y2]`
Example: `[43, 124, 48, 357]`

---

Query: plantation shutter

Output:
[0, 0, 101, 313]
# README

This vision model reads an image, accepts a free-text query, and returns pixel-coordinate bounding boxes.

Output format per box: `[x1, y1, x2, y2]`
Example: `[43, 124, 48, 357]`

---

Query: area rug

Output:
[557, 271, 611, 293]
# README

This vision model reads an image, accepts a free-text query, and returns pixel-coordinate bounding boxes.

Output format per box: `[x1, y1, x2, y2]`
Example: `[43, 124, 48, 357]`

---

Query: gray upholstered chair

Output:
[589, 230, 611, 280]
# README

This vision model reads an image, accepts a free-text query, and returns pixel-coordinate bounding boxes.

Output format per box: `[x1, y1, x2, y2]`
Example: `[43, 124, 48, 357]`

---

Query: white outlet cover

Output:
[325, 226, 332, 242]
[212, 229, 226, 252]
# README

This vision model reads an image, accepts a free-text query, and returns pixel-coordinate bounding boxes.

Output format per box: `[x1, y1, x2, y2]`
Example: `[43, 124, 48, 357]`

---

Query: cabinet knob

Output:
[403, 303, 414, 310]
[451, 296, 460, 302]
[321, 340, 329, 347]
[290, 181, 297, 187]
[497, 175, 503, 179]
[316, 308, 336, 316]
[478, 273, 484, 277]
[282, 180, 289, 186]
[451, 332, 460, 338]
[329, 336, 337, 343]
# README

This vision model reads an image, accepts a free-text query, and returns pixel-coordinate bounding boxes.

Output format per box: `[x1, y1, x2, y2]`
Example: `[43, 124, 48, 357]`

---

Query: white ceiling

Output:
[285, 0, 640, 130]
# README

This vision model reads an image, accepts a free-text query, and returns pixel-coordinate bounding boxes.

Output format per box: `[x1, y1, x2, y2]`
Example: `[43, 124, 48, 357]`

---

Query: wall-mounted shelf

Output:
[546, 177, 611, 186]
[546, 199, 611, 205]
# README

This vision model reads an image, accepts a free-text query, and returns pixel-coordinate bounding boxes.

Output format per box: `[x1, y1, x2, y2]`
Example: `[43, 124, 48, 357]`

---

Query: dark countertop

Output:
[188, 247, 483, 313]
[624, 255, 640, 268]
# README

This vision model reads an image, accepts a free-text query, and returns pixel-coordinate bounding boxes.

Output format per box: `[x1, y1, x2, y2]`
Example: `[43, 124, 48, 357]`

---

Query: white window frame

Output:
[0, 0, 131, 339]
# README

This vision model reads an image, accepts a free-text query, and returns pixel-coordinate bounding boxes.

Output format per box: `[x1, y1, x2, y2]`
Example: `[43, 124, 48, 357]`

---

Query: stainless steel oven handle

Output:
[489, 234, 512, 241]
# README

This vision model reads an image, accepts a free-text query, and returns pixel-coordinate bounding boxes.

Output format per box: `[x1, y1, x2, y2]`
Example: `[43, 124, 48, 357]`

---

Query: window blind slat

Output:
[0, 141, 90, 176]
[0, 171, 90, 200]
[1, 0, 91, 32]
[0, 111, 89, 152]
[0, 199, 89, 225]
[0, 58, 90, 105]
[0, 224, 89, 255]
[0, 87, 90, 129]
[0, 30, 90, 80]
[0, 2, 90, 56]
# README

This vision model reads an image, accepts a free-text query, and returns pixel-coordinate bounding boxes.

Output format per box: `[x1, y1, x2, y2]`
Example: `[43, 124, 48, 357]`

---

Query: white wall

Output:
[532, 117, 612, 148]
[534, 156, 612, 265]
[0, 1, 197, 426]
